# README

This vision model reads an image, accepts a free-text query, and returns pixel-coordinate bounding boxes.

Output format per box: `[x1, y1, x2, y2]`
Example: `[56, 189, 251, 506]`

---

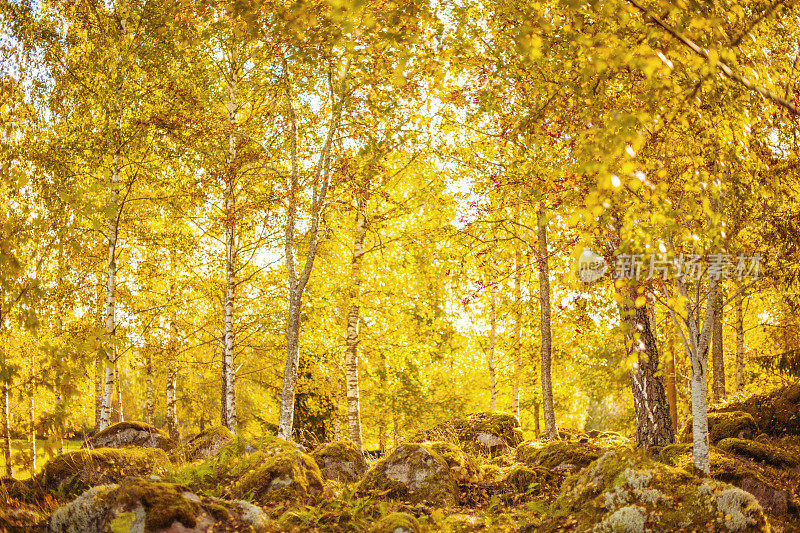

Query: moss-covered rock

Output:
[656, 443, 799, 521]
[368, 512, 421, 533]
[411, 411, 524, 456]
[718, 437, 800, 469]
[182, 426, 234, 463]
[715, 384, 800, 436]
[40, 447, 171, 497]
[311, 441, 369, 482]
[516, 440, 603, 471]
[427, 441, 480, 483]
[503, 464, 552, 495]
[679, 411, 758, 444]
[230, 437, 326, 504]
[85, 422, 176, 452]
[49, 477, 269, 533]
[551, 448, 768, 532]
[356, 443, 458, 506]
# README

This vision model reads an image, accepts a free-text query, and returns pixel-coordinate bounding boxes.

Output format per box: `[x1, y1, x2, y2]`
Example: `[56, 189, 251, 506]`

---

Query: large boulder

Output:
[85, 422, 176, 452]
[230, 438, 326, 504]
[49, 477, 269, 533]
[679, 411, 758, 444]
[40, 447, 171, 497]
[427, 441, 480, 483]
[412, 411, 524, 456]
[715, 384, 800, 436]
[356, 442, 458, 506]
[182, 426, 235, 463]
[516, 440, 603, 472]
[311, 441, 369, 482]
[552, 448, 768, 532]
[659, 443, 800, 521]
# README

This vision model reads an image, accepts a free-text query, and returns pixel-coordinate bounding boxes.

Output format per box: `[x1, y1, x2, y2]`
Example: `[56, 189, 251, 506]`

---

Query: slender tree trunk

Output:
[277, 55, 343, 441]
[99, 102, 121, 431]
[166, 266, 179, 442]
[166, 366, 178, 441]
[622, 295, 674, 446]
[684, 280, 718, 474]
[94, 356, 102, 431]
[489, 254, 498, 412]
[537, 207, 557, 439]
[345, 182, 370, 451]
[219, 321, 226, 428]
[512, 203, 523, 420]
[222, 59, 238, 434]
[145, 350, 154, 425]
[28, 343, 35, 476]
[115, 362, 124, 423]
[55, 243, 65, 455]
[712, 292, 726, 402]
[735, 291, 745, 391]
[666, 329, 678, 433]
[2, 382, 10, 478]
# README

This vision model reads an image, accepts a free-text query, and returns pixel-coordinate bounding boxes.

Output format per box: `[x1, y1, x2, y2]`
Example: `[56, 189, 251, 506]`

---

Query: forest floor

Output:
[4, 387, 800, 532]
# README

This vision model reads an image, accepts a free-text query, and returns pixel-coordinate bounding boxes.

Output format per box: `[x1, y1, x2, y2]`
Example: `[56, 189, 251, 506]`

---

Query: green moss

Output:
[680, 411, 758, 444]
[311, 440, 368, 482]
[231, 441, 324, 504]
[516, 440, 603, 469]
[368, 512, 421, 533]
[40, 447, 171, 496]
[89, 421, 177, 451]
[182, 426, 235, 463]
[658, 443, 693, 466]
[356, 443, 457, 506]
[504, 465, 549, 494]
[479, 464, 506, 483]
[551, 448, 768, 532]
[427, 441, 479, 482]
[109, 477, 199, 531]
[411, 411, 524, 455]
[718, 438, 799, 468]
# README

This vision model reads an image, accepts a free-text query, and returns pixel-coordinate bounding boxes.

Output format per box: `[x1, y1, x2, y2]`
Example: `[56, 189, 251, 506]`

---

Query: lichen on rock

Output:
[357, 442, 458, 506]
[84, 421, 177, 452]
[49, 477, 270, 533]
[552, 448, 768, 532]
[311, 440, 369, 482]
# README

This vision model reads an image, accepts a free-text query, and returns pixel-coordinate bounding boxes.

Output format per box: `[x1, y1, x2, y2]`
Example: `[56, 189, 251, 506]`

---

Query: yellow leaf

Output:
[635, 295, 646, 308]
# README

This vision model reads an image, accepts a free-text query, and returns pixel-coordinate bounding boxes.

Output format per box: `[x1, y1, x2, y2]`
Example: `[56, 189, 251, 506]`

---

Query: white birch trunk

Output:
[538, 207, 557, 439]
[222, 57, 238, 434]
[277, 55, 346, 441]
[99, 101, 121, 431]
[345, 192, 369, 451]
[489, 254, 498, 412]
[115, 362, 124, 423]
[511, 202, 523, 420]
[28, 343, 35, 475]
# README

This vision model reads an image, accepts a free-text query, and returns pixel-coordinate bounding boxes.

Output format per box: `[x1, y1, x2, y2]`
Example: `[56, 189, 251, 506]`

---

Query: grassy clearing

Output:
[0, 439, 82, 479]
